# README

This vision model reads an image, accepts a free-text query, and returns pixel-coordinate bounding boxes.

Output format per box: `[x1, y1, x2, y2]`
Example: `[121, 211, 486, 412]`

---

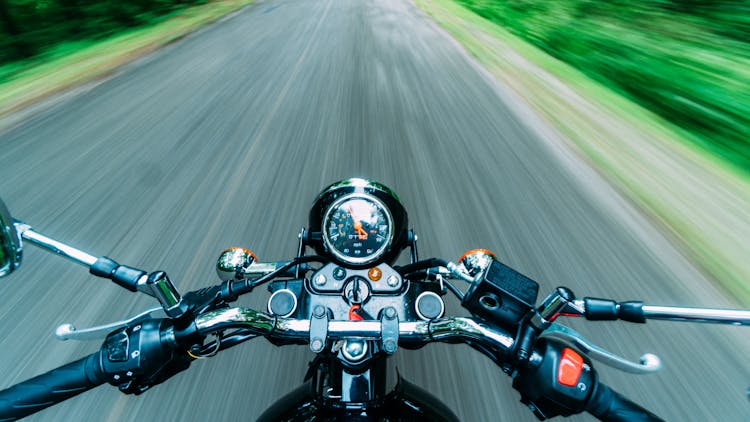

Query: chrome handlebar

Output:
[192, 307, 516, 355]
[640, 305, 750, 325]
[188, 304, 734, 375]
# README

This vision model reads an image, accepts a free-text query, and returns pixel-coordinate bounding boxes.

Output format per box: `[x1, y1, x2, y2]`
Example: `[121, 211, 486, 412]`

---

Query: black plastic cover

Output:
[584, 298, 619, 320]
[462, 260, 539, 328]
[584, 298, 646, 323]
[416, 292, 443, 320]
[269, 290, 296, 316]
[618, 301, 646, 323]
[90, 257, 145, 292]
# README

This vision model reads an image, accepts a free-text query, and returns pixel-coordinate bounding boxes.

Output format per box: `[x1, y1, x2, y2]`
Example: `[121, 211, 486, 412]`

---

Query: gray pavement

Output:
[0, 0, 748, 420]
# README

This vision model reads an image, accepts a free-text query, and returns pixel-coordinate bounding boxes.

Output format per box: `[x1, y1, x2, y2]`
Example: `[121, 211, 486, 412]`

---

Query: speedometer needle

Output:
[353, 221, 368, 240]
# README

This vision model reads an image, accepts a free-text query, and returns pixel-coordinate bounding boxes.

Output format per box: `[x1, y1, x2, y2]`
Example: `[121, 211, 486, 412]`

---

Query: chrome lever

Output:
[541, 322, 661, 374]
[55, 307, 166, 341]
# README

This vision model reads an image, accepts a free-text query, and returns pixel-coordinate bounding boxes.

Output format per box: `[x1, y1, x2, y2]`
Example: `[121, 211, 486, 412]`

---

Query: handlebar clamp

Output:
[309, 306, 328, 353]
[380, 307, 399, 354]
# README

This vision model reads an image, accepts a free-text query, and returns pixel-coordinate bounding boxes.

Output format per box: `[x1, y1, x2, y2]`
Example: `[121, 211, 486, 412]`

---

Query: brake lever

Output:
[55, 307, 166, 341]
[540, 322, 661, 374]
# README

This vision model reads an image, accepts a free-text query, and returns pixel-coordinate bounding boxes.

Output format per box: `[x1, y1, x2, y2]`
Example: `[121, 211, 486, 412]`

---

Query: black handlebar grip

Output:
[0, 352, 105, 421]
[585, 382, 664, 422]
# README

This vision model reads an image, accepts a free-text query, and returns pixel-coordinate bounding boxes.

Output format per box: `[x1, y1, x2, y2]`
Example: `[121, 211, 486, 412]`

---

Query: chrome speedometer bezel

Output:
[322, 192, 394, 266]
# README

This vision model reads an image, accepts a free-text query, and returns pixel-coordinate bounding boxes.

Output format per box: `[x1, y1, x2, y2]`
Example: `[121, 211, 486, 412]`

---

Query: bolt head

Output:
[314, 274, 327, 286]
[384, 307, 397, 319]
[310, 338, 324, 352]
[342, 340, 368, 361]
[387, 275, 399, 287]
[345, 341, 364, 356]
[313, 305, 326, 318]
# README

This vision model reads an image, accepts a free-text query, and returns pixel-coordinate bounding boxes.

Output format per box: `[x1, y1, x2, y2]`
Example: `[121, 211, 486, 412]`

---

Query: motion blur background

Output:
[3, 1, 748, 169]
[0, 0, 748, 420]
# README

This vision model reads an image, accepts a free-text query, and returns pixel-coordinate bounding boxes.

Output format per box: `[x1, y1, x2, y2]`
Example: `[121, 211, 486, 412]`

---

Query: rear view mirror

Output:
[0, 198, 22, 277]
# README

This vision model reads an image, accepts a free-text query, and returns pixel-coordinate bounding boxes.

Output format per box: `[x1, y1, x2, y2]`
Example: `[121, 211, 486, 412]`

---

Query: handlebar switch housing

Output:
[513, 338, 596, 420]
[462, 260, 538, 328]
[101, 319, 189, 395]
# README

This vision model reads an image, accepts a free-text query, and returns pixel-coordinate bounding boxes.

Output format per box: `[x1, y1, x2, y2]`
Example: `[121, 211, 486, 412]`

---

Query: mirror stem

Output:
[13, 221, 97, 268]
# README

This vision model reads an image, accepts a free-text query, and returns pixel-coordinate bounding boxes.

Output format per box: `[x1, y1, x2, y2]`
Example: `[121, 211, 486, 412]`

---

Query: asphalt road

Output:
[0, 0, 748, 420]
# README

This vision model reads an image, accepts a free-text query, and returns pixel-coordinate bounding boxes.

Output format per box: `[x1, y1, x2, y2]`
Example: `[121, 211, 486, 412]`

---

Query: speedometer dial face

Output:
[323, 194, 393, 265]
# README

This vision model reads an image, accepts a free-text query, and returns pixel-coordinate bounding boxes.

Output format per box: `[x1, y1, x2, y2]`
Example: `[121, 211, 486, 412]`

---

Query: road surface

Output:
[0, 0, 747, 420]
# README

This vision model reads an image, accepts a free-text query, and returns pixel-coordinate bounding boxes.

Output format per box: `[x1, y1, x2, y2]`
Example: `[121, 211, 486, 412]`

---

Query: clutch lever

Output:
[540, 322, 661, 374]
[55, 307, 166, 341]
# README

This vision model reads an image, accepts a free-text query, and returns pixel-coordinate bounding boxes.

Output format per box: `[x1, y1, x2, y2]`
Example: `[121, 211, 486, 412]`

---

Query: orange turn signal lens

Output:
[368, 267, 382, 281]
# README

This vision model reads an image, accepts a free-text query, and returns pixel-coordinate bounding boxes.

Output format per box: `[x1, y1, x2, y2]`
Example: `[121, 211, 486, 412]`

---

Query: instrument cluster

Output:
[322, 194, 393, 266]
[267, 262, 444, 324]
[308, 178, 409, 268]
[267, 178, 443, 332]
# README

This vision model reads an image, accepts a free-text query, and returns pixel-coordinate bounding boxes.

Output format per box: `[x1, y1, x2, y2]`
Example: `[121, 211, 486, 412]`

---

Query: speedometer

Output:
[323, 193, 393, 265]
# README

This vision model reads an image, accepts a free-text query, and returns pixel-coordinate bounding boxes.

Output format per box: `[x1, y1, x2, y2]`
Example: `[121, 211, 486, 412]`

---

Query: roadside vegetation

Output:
[452, 0, 750, 174]
[0, 1, 212, 66]
[417, 0, 750, 305]
[0, 0, 253, 118]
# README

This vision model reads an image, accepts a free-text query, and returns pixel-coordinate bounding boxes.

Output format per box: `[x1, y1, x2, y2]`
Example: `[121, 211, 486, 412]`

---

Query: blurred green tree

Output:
[0, 0, 206, 64]
[456, 0, 750, 171]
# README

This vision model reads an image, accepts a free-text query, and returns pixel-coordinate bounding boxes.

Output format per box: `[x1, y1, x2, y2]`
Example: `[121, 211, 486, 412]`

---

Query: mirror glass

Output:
[0, 198, 22, 277]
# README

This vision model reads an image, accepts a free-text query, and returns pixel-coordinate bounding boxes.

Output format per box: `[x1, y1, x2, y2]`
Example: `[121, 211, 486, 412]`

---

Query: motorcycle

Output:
[0, 177, 748, 421]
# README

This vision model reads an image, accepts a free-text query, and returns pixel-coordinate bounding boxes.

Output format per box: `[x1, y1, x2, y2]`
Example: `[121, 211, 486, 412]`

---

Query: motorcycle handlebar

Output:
[0, 306, 665, 421]
[0, 351, 105, 421]
[585, 382, 664, 422]
[191, 307, 516, 353]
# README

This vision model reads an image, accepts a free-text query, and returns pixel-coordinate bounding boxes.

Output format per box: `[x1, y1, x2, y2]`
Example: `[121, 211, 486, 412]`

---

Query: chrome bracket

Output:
[309, 305, 328, 353]
[445, 261, 474, 283]
[541, 322, 661, 374]
[380, 307, 399, 354]
[55, 307, 166, 341]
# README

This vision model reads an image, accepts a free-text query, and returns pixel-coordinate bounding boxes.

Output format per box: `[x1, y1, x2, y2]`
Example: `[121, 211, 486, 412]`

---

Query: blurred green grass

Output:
[453, 0, 750, 174]
[416, 0, 750, 304]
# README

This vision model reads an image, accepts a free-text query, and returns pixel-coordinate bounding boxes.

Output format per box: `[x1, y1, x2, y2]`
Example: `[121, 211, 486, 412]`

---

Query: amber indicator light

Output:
[368, 267, 382, 281]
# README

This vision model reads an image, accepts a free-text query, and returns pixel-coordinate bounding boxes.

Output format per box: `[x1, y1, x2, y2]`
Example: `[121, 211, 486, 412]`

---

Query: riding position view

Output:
[0, 0, 748, 421]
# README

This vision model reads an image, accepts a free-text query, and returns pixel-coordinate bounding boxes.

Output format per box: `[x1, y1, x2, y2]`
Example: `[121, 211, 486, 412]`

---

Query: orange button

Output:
[368, 267, 382, 281]
[557, 348, 584, 387]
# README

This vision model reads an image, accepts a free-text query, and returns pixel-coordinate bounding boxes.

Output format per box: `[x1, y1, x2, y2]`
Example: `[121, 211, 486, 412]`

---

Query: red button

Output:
[348, 305, 364, 321]
[558, 348, 584, 387]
